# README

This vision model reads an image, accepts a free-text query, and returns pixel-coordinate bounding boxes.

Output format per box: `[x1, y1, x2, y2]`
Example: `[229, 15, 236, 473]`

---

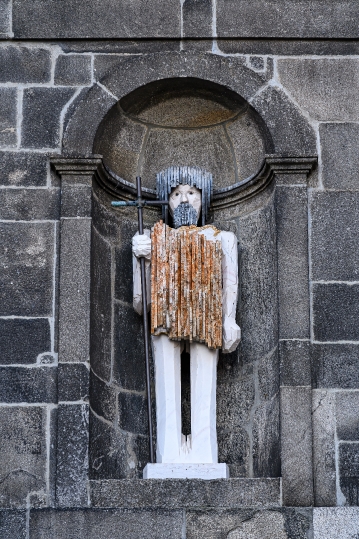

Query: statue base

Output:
[143, 463, 229, 480]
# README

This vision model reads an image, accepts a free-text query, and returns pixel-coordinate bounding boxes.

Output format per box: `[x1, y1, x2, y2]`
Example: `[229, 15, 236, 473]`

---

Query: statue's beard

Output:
[172, 203, 198, 228]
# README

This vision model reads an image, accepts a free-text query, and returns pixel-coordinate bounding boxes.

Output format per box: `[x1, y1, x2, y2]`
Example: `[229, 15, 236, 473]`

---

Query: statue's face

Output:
[169, 184, 202, 225]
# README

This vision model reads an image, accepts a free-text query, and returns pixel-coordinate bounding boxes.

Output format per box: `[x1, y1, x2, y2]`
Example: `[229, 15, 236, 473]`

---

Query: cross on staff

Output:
[111, 177, 168, 464]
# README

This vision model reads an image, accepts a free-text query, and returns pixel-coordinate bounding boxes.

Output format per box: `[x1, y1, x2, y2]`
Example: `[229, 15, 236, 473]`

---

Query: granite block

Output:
[311, 191, 359, 281]
[182, 0, 212, 38]
[22, 88, 75, 149]
[118, 391, 148, 436]
[0, 152, 48, 187]
[279, 340, 311, 386]
[0, 510, 26, 539]
[0, 366, 57, 403]
[336, 391, 359, 441]
[0, 407, 47, 508]
[0, 46, 51, 83]
[58, 363, 89, 402]
[0, 88, 17, 147]
[312, 343, 359, 389]
[0, 222, 55, 317]
[313, 283, 359, 341]
[54, 54, 92, 86]
[320, 123, 359, 190]
[0, 318, 51, 365]
[0, 188, 60, 220]
[90, 370, 116, 423]
[313, 507, 359, 539]
[339, 443, 359, 506]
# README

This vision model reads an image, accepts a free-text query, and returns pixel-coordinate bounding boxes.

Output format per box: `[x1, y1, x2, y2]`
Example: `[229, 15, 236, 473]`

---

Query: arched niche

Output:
[53, 51, 317, 505]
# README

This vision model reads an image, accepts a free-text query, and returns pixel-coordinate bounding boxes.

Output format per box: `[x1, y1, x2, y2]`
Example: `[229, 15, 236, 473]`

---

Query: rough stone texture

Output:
[0, 510, 26, 539]
[182, 0, 212, 38]
[339, 443, 359, 506]
[0, 46, 51, 83]
[0, 318, 51, 365]
[54, 54, 92, 86]
[277, 58, 359, 121]
[114, 220, 138, 305]
[312, 343, 359, 389]
[0, 222, 54, 317]
[276, 186, 309, 339]
[320, 123, 359, 190]
[217, 1, 359, 38]
[60, 181, 92, 218]
[118, 391, 148, 436]
[251, 86, 316, 155]
[312, 390, 336, 506]
[58, 363, 89, 402]
[29, 508, 183, 539]
[13, 0, 181, 38]
[311, 191, 359, 281]
[313, 283, 359, 342]
[90, 226, 112, 381]
[59, 218, 91, 363]
[90, 371, 117, 423]
[0, 152, 48, 187]
[279, 340, 311, 386]
[186, 508, 313, 539]
[56, 404, 89, 507]
[22, 88, 75, 149]
[0, 407, 47, 508]
[0, 0, 11, 36]
[336, 391, 359, 441]
[0, 88, 17, 147]
[313, 507, 359, 539]
[0, 188, 60, 221]
[253, 394, 280, 478]
[113, 303, 146, 392]
[91, 478, 281, 508]
[0, 366, 57, 403]
[281, 387, 313, 506]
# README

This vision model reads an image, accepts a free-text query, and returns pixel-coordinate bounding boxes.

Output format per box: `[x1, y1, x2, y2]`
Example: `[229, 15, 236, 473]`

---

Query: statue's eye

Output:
[175, 193, 179, 196]
[189, 191, 194, 195]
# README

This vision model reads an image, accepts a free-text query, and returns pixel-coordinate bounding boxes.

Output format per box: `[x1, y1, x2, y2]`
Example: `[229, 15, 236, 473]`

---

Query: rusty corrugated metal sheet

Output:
[151, 221, 222, 349]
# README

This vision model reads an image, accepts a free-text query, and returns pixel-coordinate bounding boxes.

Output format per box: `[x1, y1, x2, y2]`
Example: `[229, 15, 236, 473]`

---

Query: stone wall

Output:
[1, 1, 359, 538]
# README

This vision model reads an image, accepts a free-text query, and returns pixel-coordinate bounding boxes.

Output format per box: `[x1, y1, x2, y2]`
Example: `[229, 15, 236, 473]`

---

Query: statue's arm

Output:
[132, 230, 151, 315]
[221, 231, 241, 353]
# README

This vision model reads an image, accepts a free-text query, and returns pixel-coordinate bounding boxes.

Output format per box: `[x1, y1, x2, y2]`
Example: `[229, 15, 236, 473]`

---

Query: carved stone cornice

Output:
[50, 156, 103, 179]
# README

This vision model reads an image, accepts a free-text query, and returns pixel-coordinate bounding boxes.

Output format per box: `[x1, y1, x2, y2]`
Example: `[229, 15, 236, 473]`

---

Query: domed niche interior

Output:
[94, 77, 272, 192]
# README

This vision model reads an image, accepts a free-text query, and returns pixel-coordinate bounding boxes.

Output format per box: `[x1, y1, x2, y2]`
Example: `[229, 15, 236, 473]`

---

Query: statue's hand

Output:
[132, 234, 152, 260]
[222, 316, 241, 353]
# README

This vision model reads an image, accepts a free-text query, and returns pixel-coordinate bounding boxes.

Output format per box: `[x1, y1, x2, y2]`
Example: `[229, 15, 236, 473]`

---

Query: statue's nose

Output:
[181, 192, 188, 203]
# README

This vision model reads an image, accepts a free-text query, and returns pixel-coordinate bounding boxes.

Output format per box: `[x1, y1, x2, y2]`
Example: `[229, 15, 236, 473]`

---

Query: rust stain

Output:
[151, 221, 222, 349]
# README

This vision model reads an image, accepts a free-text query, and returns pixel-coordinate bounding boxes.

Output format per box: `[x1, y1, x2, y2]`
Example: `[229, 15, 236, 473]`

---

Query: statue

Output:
[131, 167, 241, 478]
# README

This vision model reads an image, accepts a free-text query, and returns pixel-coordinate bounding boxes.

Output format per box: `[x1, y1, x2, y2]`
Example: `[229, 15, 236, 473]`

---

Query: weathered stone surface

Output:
[186, 508, 312, 539]
[311, 191, 359, 281]
[58, 363, 89, 402]
[54, 54, 92, 86]
[0, 46, 51, 83]
[312, 390, 336, 506]
[182, 0, 212, 38]
[0, 88, 17, 147]
[0, 510, 26, 539]
[279, 340, 311, 386]
[281, 387, 313, 506]
[22, 88, 75, 149]
[0, 188, 60, 220]
[113, 303, 146, 392]
[278, 58, 359, 121]
[13, 0, 181, 38]
[0, 1, 11, 36]
[0, 318, 51, 365]
[90, 226, 112, 380]
[118, 391, 148, 436]
[276, 186, 309, 339]
[312, 343, 359, 389]
[89, 410, 148, 480]
[336, 391, 359, 441]
[29, 508, 183, 539]
[90, 478, 281, 508]
[253, 395, 280, 478]
[251, 86, 316, 155]
[61, 181, 92, 218]
[238, 199, 278, 363]
[59, 218, 91, 363]
[217, 1, 359, 38]
[313, 283, 359, 342]
[313, 507, 359, 539]
[339, 443, 359, 506]
[61, 40, 180, 54]
[63, 85, 116, 156]
[320, 123, 359, 190]
[0, 152, 48, 187]
[0, 407, 46, 508]
[0, 222, 54, 317]
[218, 39, 359, 56]
[114, 220, 138, 305]
[56, 404, 89, 507]
[90, 371, 116, 423]
[0, 366, 57, 403]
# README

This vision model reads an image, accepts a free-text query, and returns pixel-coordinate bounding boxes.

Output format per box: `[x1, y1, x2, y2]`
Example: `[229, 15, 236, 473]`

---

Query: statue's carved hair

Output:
[156, 166, 213, 226]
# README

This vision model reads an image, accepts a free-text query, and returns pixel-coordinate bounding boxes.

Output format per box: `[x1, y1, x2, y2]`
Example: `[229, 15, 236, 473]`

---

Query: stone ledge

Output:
[90, 478, 281, 509]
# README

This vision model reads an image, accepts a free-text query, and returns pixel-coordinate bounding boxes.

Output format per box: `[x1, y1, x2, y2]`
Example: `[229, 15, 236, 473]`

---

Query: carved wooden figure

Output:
[132, 167, 241, 479]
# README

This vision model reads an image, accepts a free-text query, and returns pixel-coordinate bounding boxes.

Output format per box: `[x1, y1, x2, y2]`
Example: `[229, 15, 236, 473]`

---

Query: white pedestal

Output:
[143, 463, 229, 479]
